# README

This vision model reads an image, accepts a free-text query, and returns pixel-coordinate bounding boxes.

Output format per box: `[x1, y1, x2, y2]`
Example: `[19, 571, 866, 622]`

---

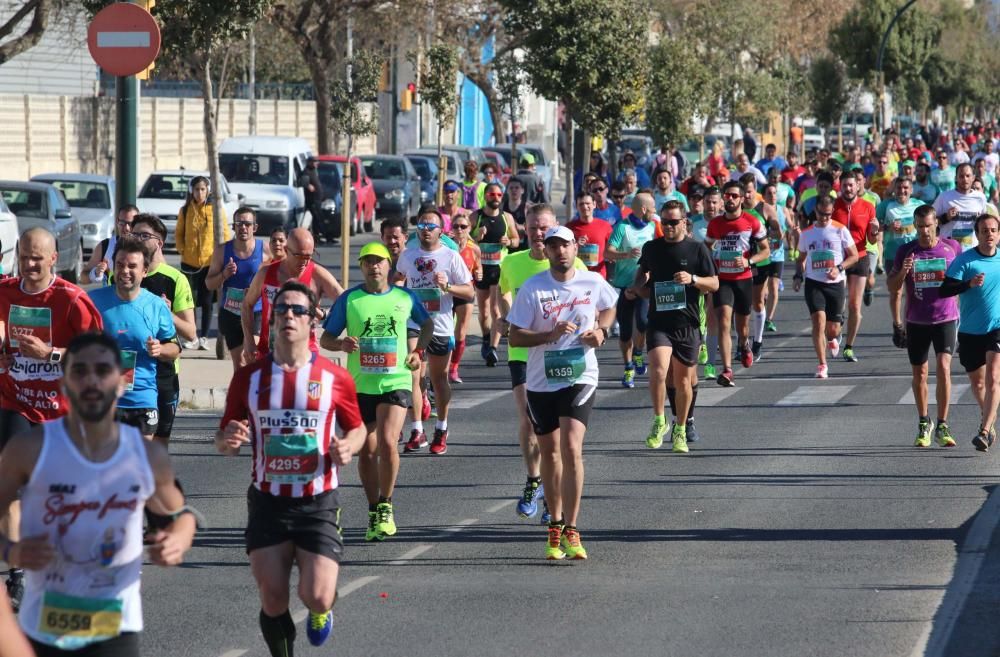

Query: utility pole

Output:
[249, 27, 257, 135]
[341, 13, 354, 286]
[114, 2, 141, 208]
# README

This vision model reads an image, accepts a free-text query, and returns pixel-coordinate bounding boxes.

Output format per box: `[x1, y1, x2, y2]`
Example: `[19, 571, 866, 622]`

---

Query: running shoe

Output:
[972, 427, 995, 452]
[561, 527, 588, 560]
[429, 429, 448, 455]
[892, 323, 907, 349]
[815, 363, 828, 379]
[914, 419, 932, 448]
[740, 342, 754, 368]
[517, 480, 543, 518]
[646, 416, 667, 449]
[698, 343, 709, 365]
[751, 340, 762, 361]
[198, 336, 210, 350]
[671, 424, 689, 454]
[843, 347, 858, 362]
[876, 263, 885, 275]
[480, 342, 490, 360]
[863, 287, 874, 306]
[634, 353, 647, 375]
[828, 338, 840, 358]
[5, 571, 23, 613]
[365, 511, 382, 542]
[375, 501, 397, 536]
[546, 523, 566, 560]
[540, 499, 551, 524]
[182, 338, 200, 350]
[485, 347, 499, 367]
[448, 367, 463, 384]
[704, 363, 717, 379]
[765, 320, 777, 333]
[306, 610, 333, 647]
[935, 422, 957, 448]
[717, 368, 735, 387]
[778, 279, 785, 292]
[621, 367, 636, 389]
[403, 429, 428, 452]
[685, 418, 701, 443]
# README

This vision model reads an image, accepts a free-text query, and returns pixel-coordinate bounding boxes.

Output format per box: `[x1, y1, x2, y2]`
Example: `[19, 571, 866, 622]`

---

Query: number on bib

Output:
[359, 336, 397, 373]
[913, 257, 946, 289]
[414, 287, 442, 315]
[718, 250, 743, 274]
[810, 249, 835, 271]
[120, 350, 137, 392]
[543, 347, 585, 385]
[39, 591, 122, 641]
[224, 287, 246, 314]
[264, 432, 319, 484]
[654, 281, 686, 312]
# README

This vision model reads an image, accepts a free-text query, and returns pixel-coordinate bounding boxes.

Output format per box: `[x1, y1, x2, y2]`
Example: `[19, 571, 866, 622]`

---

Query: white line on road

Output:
[289, 575, 382, 624]
[387, 544, 434, 566]
[218, 651, 247, 657]
[897, 383, 970, 406]
[693, 386, 743, 406]
[487, 499, 514, 513]
[775, 385, 854, 406]
[440, 518, 479, 532]
[449, 390, 510, 409]
[912, 486, 1000, 657]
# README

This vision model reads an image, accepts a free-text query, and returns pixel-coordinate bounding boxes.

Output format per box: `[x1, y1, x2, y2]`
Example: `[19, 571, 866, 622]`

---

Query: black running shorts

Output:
[712, 278, 753, 316]
[245, 486, 343, 563]
[804, 279, 846, 324]
[906, 321, 958, 366]
[526, 383, 596, 436]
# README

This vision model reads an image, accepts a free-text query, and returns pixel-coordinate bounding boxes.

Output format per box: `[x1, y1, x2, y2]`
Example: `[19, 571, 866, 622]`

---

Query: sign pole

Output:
[115, 73, 138, 208]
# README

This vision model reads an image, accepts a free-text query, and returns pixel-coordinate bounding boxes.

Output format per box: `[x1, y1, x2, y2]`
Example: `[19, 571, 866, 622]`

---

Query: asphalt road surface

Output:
[132, 261, 1000, 657]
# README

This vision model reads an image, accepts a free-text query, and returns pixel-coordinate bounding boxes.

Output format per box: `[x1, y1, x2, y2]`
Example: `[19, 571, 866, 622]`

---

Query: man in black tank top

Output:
[472, 182, 520, 366]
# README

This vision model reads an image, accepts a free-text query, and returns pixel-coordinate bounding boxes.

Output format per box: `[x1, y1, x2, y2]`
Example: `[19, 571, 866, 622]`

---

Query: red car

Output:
[315, 155, 377, 235]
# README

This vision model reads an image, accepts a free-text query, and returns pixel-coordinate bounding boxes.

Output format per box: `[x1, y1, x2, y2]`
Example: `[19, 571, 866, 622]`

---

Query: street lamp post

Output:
[876, 0, 919, 138]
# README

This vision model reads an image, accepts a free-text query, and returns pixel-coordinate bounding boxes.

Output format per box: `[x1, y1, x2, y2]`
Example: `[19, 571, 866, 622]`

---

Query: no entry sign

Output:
[87, 3, 161, 77]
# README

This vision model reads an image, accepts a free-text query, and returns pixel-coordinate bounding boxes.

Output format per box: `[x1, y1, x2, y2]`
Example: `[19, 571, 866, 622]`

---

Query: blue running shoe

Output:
[540, 499, 551, 524]
[306, 610, 333, 647]
[634, 353, 647, 375]
[685, 418, 701, 443]
[622, 366, 636, 388]
[516, 480, 543, 518]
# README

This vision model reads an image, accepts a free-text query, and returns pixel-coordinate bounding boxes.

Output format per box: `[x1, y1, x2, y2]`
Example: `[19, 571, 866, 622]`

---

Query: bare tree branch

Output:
[0, 0, 49, 66]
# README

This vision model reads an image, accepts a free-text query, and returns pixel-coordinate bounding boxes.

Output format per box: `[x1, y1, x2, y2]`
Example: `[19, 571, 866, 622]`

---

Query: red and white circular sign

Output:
[87, 3, 161, 77]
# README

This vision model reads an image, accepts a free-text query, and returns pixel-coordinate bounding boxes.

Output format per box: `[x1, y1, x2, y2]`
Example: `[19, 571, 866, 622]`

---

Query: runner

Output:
[217, 281, 366, 654]
[568, 191, 614, 279]
[397, 208, 475, 455]
[632, 200, 718, 453]
[607, 191, 656, 388]
[940, 213, 1000, 451]
[0, 331, 196, 657]
[206, 207, 272, 370]
[792, 195, 859, 378]
[460, 160, 487, 212]
[652, 167, 689, 214]
[912, 161, 940, 204]
[744, 174, 783, 360]
[934, 163, 988, 253]
[691, 187, 721, 378]
[472, 182, 520, 367]
[704, 180, 770, 386]
[877, 178, 923, 349]
[758, 182, 789, 333]
[831, 174, 879, 363]
[269, 228, 287, 261]
[241, 228, 343, 361]
[887, 206, 960, 447]
[0, 228, 104, 613]
[88, 238, 180, 441]
[449, 215, 482, 383]
[321, 242, 433, 541]
[85, 205, 139, 286]
[439, 180, 470, 233]
[507, 226, 618, 560]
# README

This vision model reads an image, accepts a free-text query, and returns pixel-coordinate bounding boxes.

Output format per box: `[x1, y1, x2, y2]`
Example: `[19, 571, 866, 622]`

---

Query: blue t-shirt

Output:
[944, 247, 1000, 335]
[593, 203, 623, 225]
[88, 287, 176, 409]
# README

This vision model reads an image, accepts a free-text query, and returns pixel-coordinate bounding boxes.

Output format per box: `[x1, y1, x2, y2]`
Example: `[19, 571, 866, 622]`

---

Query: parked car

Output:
[0, 180, 83, 283]
[405, 149, 462, 181]
[423, 144, 488, 170]
[481, 150, 511, 185]
[803, 124, 826, 152]
[31, 173, 115, 255]
[359, 155, 422, 223]
[617, 132, 655, 171]
[404, 154, 440, 204]
[0, 196, 17, 276]
[315, 155, 376, 237]
[488, 144, 553, 199]
[136, 170, 241, 249]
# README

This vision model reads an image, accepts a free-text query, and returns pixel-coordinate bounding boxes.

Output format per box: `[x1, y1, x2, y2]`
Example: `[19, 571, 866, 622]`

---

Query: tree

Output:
[0, 0, 54, 65]
[644, 36, 715, 147]
[493, 51, 525, 163]
[415, 43, 459, 205]
[809, 56, 848, 129]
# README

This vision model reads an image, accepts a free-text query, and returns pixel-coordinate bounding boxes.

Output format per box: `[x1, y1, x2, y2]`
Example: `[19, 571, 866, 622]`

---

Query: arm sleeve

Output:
[506, 281, 533, 329]
[156, 299, 177, 341]
[173, 274, 196, 313]
[499, 261, 513, 295]
[323, 292, 349, 336]
[450, 252, 472, 285]
[697, 242, 718, 276]
[175, 210, 186, 260]
[597, 278, 619, 311]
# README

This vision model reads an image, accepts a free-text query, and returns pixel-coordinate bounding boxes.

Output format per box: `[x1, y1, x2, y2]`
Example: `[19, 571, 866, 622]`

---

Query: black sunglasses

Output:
[273, 303, 312, 317]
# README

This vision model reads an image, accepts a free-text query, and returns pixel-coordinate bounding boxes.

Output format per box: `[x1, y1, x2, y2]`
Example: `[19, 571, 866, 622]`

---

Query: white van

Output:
[218, 136, 314, 234]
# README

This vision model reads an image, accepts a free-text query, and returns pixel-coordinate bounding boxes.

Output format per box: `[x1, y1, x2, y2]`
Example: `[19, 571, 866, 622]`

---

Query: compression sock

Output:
[707, 335, 719, 365]
[259, 609, 296, 657]
[690, 384, 699, 418]
[752, 309, 766, 343]
[451, 339, 466, 366]
[666, 387, 677, 418]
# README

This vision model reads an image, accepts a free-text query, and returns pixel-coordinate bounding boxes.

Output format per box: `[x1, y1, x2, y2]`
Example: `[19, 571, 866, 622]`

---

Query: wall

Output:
[0, 5, 97, 97]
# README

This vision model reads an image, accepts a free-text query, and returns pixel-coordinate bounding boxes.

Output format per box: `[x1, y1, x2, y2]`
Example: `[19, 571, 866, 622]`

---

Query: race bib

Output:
[413, 287, 442, 315]
[718, 250, 743, 274]
[810, 249, 835, 271]
[544, 347, 585, 385]
[39, 591, 122, 641]
[654, 281, 686, 312]
[359, 336, 397, 373]
[120, 350, 137, 392]
[223, 287, 245, 314]
[913, 257, 946, 289]
[480, 242, 503, 265]
[579, 243, 600, 268]
[8, 305, 51, 348]
[264, 432, 319, 484]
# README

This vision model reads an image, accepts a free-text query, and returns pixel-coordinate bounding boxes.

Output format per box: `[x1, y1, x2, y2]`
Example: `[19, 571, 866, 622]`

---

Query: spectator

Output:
[298, 157, 324, 239]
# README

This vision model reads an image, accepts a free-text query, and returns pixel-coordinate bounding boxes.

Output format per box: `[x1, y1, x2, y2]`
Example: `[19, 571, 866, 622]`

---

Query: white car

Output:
[803, 125, 826, 152]
[136, 170, 241, 249]
[0, 196, 17, 276]
[31, 173, 115, 255]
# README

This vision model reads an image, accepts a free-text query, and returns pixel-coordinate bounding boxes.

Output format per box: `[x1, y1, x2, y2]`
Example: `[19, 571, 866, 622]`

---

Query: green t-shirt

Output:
[141, 262, 195, 377]
[323, 284, 431, 395]
[876, 198, 923, 261]
[747, 208, 771, 267]
[499, 251, 586, 363]
[608, 221, 656, 288]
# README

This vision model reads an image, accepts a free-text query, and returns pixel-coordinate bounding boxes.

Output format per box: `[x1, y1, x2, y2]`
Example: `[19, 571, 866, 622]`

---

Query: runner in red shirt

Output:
[567, 191, 614, 279]
[704, 181, 770, 386]
[831, 175, 879, 362]
[217, 280, 365, 655]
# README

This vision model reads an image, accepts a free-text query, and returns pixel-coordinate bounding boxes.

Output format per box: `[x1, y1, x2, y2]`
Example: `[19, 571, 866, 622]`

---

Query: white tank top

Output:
[19, 420, 155, 649]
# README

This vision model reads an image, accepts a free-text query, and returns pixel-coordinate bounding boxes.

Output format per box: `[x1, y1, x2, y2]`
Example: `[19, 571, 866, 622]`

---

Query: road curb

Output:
[178, 387, 229, 410]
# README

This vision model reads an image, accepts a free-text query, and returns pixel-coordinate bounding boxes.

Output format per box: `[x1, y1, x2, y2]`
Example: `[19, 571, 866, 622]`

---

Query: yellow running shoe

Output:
[914, 419, 932, 448]
[671, 424, 689, 453]
[375, 501, 397, 536]
[560, 527, 588, 560]
[546, 523, 566, 560]
[646, 416, 667, 449]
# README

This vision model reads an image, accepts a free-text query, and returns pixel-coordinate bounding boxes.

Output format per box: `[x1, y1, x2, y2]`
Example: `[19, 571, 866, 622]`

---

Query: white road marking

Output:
[97, 31, 151, 48]
[448, 390, 510, 409]
[288, 575, 382, 624]
[387, 544, 433, 566]
[440, 518, 478, 532]
[487, 499, 514, 513]
[897, 383, 970, 406]
[693, 387, 742, 406]
[912, 486, 1000, 657]
[775, 385, 854, 406]
[218, 651, 247, 657]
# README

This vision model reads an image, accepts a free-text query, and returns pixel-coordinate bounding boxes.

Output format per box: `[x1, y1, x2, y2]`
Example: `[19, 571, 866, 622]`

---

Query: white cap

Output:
[543, 226, 575, 243]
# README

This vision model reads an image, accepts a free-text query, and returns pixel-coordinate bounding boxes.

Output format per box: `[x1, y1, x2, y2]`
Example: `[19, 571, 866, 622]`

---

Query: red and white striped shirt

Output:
[221, 353, 362, 498]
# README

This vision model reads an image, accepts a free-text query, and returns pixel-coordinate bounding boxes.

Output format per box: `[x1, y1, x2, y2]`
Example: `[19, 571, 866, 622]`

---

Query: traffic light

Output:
[401, 83, 415, 112]
[136, 0, 156, 80]
[408, 82, 418, 105]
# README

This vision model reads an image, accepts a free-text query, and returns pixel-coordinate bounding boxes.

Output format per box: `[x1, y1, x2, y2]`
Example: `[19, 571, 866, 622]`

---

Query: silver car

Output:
[488, 144, 553, 199]
[0, 180, 84, 283]
[31, 173, 115, 255]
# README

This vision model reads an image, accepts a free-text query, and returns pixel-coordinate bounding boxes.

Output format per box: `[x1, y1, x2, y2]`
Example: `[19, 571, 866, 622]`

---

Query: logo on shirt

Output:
[541, 296, 592, 320]
[258, 409, 321, 429]
[307, 381, 322, 401]
[414, 257, 438, 274]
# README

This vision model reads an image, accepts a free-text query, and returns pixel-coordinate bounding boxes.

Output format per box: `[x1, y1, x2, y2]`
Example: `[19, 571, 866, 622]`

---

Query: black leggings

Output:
[616, 289, 649, 342]
[183, 265, 214, 337]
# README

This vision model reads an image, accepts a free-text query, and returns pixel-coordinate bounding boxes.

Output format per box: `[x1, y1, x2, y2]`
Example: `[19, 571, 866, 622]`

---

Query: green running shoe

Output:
[646, 417, 667, 449]
[843, 347, 858, 362]
[935, 422, 956, 447]
[560, 527, 588, 560]
[704, 363, 717, 379]
[365, 511, 382, 542]
[914, 419, 932, 448]
[671, 424, 689, 453]
[765, 320, 777, 333]
[698, 343, 709, 365]
[546, 523, 566, 560]
[375, 501, 397, 537]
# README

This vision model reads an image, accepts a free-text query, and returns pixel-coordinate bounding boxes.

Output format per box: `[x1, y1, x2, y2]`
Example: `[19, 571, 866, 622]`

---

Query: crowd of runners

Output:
[2, 126, 1000, 655]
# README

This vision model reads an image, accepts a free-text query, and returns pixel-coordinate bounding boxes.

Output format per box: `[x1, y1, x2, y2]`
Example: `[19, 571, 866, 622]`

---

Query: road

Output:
[133, 257, 1000, 657]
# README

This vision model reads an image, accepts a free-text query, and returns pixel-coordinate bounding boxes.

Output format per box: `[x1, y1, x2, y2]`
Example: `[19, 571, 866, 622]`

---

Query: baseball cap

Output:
[358, 241, 391, 261]
[443, 179, 461, 192]
[543, 226, 575, 243]
[688, 184, 707, 199]
[902, 159, 916, 168]
[519, 153, 535, 165]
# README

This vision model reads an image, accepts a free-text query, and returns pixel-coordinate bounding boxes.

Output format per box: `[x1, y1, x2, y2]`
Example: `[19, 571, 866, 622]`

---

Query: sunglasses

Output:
[723, 193, 741, 199]
[592, 187, 607, 192]
[273, 303, 311, 317]
[453, 224, 470, 230]
[233, 221, 255, 228]
[612, 194, 626, 200]
[416, 222, 440, 231]
[662, 219, 683, 227]
[486, 192, 503, 199]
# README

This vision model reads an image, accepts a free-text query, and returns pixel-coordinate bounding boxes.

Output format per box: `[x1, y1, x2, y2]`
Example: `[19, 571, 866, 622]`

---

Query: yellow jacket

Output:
[175, 202, 229, 269]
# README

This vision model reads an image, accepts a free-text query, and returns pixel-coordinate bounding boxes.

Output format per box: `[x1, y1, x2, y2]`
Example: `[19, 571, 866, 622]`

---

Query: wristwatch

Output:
[690, 274, 698, 286]
[837, 264, 845, 272]
[48, 349, 61, 364]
